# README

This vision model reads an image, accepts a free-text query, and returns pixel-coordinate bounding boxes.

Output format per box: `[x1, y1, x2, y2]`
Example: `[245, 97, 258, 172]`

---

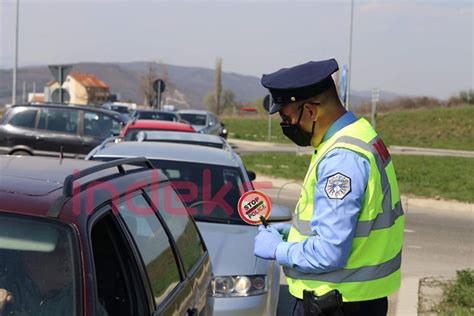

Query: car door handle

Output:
[187, 307, 198, 316]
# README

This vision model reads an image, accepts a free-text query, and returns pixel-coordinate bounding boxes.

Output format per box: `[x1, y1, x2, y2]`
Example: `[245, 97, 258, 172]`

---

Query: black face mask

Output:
[280, 106, 315, 147]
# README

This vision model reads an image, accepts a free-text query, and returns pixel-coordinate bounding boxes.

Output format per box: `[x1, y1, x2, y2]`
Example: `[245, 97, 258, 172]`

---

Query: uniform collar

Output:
[322, 111, 358, 143]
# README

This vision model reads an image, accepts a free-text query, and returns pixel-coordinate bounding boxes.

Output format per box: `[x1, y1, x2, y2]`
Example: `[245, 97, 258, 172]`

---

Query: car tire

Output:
[10, 150, 32, 156]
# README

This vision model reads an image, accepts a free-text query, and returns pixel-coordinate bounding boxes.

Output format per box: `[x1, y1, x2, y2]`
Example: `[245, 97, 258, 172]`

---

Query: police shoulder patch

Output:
[325, 173, 351, 199]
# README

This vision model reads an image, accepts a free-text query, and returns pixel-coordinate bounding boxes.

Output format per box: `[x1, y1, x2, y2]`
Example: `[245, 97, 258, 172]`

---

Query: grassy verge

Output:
[241, 153, 474, 203]
[438, 269, 474, 315]
[375, 106, 474, 151]
[224, 105, 474, 150]
[223, 117, 290, 143]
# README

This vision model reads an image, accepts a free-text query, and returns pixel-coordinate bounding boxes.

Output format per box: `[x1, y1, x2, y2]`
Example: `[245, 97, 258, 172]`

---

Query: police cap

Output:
[261, 59, 339, 114]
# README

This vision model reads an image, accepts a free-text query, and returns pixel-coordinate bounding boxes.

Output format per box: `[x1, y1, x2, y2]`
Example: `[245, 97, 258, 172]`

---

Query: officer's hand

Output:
[271, 223, 292, 241]
[254, 225, 283, 260]
[0, 288, 13, 313]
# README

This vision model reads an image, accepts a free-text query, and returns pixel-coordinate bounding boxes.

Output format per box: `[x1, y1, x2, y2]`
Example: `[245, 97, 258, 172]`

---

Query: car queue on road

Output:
[0, 102, 289, 316]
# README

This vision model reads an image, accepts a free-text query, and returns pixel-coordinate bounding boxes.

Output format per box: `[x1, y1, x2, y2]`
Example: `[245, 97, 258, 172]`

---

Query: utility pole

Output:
[22, 81, 26, 103]
[346, 0, 354, 111]
[371, 88, 379, 129]
[12, 0, 20, 105]
[215, 57, 222, 115]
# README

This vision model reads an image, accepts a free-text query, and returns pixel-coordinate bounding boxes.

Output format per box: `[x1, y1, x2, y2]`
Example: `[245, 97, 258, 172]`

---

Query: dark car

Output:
[0, 155, 213, 316]
[0, 103, 129, 158]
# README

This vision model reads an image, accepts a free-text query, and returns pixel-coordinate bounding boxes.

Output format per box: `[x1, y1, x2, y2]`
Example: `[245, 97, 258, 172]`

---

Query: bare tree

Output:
[139, 63, 158, 107]
[214, 57, 222, 114]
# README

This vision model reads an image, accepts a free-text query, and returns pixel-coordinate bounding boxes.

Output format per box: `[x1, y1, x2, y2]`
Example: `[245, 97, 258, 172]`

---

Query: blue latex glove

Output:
[271, 223, 292, 241]
[254, 225, 283, 260]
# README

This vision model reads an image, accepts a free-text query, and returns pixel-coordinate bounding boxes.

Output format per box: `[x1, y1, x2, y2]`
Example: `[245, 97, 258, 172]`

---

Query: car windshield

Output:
[136, 111, 177, 121]
[90, 157, 250, 224]
[124, 128, 191, 141]
[110, 106, 129, 114]
[179, 114, 207, 126]
[152, 159, 249, 224]
[0, 213, 79, 316]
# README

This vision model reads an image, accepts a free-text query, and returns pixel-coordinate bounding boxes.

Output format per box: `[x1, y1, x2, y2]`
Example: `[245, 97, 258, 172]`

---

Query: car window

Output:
[137, 112, 177, 121]
[0, 213, 79, 316]
[118, 194, 181, 306]
[9, 109, 37, 129]
[179, 114, 207, 126]
[110, 106, 129, 114]
[210, 114, 217, 125]
[84, 112, 121, 138]
[38, 108, 78, 134]
[146, 184, 205, 275]
[91, 212, 147, 316]
[124, 128, 192, 141]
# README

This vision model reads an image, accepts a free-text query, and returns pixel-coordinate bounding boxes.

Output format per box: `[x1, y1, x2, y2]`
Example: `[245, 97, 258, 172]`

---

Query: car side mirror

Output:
[247, 170, 256, 181]
[267, 203, 292, 222]
[209, 121, 214, 126]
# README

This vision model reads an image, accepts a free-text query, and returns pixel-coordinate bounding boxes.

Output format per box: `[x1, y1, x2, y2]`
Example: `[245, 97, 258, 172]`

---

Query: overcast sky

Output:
[0, 0, 472, 99]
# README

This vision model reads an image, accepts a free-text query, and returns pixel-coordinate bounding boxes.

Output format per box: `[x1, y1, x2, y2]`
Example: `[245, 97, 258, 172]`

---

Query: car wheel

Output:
[10, 150, 32, 156]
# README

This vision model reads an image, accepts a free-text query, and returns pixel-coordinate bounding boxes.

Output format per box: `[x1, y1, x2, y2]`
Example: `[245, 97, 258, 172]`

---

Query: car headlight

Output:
[210, 275, 267, 297]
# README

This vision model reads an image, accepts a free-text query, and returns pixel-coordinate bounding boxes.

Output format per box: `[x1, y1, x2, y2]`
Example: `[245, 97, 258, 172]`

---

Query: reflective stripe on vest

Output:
[284, 250, 402, 283]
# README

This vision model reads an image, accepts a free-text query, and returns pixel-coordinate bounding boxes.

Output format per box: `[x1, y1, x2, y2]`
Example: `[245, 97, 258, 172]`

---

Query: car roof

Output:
[135, 110, 177, 114]
[126, 120, 195, 131]
[0, 156, 111, 216]
[139, 131, 225, 144]
[12, 103, 128, 121]
[91, 141, 240, 167]
[0, 156, 161, 218]
[177, 109, 211, 115]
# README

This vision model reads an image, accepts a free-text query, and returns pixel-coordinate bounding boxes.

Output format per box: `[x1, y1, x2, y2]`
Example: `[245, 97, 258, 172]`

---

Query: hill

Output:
[0, 62, 267, 108]
[0, 61, 401, 109]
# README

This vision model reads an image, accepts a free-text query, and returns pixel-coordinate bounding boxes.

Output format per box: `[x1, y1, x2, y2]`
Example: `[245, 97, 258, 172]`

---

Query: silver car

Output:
[177, 109, 228, 139]
[86, 141, 291, 315]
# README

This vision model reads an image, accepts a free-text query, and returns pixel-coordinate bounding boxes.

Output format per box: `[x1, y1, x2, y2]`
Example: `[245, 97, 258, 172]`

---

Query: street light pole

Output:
[346, 0, 354, 111]
[12, 0, 20, 105]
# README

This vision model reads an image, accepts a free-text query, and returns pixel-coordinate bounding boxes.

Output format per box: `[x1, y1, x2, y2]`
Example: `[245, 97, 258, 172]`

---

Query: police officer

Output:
[253, 59, 404, 316]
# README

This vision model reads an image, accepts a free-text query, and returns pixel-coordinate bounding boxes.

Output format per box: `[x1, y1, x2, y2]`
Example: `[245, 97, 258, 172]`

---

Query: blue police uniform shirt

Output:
[275, 111, 371, 273]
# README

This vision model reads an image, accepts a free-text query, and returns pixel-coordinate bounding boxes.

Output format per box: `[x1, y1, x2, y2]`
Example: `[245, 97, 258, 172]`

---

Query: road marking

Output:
[404, 229, 415, 233]
[407, 245, 422, 249]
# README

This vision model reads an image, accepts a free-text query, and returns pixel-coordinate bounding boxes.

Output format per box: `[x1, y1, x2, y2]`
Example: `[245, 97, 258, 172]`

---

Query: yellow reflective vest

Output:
[285, 118, 404, 302]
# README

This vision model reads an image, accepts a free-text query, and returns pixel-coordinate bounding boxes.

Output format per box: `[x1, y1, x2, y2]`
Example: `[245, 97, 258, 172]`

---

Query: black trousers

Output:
[293, 296, 388, 316]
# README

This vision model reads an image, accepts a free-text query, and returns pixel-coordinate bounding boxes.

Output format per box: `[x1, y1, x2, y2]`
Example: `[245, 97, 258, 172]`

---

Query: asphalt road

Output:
[230, 139, 474, 158]
[260, 182, 474, 316]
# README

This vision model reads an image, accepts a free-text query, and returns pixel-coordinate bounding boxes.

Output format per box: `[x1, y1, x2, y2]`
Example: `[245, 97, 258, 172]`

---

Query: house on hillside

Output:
[45, 72, 111, 105]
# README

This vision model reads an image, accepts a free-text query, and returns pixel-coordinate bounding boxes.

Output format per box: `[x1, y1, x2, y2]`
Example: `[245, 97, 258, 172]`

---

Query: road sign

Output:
[263, 95, 273, 141]
[48, 65, 72, 85]
[51, 88, 70, 103]
[153, 79, 166, 109]
[263, 94, 271, 112]
[153, 79, 166, 93]
[237, 190, 272, 225]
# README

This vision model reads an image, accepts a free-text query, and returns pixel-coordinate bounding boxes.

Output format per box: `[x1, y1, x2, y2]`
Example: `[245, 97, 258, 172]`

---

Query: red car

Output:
[121, 120, 195, 141]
